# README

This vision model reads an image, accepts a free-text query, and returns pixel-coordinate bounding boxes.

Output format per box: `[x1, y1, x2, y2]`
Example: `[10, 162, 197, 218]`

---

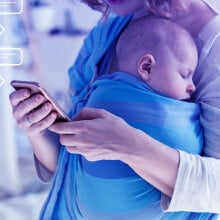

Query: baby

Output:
[63, 16, 202, 216]
[116, 16, 198, 101]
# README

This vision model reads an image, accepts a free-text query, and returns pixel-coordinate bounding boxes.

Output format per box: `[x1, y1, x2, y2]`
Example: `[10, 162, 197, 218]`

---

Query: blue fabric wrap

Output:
[39, 16, 218, 220]
[81, 72, 203, 178]
[76, 71, 203, 213]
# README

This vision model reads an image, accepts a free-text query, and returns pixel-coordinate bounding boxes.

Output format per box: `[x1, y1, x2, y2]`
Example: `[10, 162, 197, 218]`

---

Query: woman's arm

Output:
[161, 150, 220, 213]
[49, 108, 180, 196]
[9, 89, 60, 180]
[49, 106, 220, 213]
[120, 127, 180, 197]
[28, 130, 60, 179]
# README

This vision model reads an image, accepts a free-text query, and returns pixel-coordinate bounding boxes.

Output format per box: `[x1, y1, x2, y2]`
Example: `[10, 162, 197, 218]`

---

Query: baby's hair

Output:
[116, 16, 197, 73]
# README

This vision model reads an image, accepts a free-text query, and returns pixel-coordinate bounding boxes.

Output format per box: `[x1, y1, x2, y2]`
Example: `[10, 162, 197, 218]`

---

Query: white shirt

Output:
[203, 0, 220, 14]
[162, 15, 220, 214]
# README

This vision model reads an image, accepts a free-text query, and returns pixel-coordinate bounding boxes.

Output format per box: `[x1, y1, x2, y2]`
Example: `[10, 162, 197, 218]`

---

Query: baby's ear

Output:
[137, 54, 155, 81]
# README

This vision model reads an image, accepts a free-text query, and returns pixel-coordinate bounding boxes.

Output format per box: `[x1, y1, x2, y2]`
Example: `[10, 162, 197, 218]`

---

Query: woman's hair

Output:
[144, 0, 172, 17]
[145, 0, 191, 18]
[77, 0, 172, 18]
[80, 0, 110, 17]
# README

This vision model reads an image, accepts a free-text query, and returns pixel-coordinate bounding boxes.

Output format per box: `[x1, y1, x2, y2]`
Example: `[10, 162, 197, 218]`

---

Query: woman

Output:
[9, 0, 220, 219]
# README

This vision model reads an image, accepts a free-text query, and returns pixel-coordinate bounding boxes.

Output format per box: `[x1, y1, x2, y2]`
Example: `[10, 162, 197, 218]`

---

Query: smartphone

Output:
[11, 80, 71, 122]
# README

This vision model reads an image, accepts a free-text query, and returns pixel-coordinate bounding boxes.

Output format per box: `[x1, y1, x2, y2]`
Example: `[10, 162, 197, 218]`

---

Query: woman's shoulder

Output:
[197, 15, 220, 65]
[198, 15, 220, 45]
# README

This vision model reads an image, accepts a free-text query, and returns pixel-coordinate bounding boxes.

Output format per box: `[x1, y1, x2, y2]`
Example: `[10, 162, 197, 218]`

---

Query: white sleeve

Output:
[161, 150, 220, 213]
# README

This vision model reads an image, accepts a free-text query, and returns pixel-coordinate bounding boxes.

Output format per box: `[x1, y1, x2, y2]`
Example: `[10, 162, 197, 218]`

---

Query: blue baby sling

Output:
[39, 16, 217, 220]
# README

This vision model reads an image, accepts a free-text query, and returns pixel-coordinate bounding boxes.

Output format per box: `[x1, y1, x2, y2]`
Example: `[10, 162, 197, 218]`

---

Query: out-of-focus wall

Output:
[0, 0, 101, 219]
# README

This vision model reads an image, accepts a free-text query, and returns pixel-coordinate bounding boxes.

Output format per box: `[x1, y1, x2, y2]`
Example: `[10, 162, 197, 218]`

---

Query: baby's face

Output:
[146, 45, 198, 100]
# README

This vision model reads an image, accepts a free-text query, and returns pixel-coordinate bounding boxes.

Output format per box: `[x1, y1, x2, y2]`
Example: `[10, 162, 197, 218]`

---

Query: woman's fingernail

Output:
[36, 94, 43, 102]
[24, 91, 30, 97]
[51, 112, 57, 118]
[45, 103, 51, 110]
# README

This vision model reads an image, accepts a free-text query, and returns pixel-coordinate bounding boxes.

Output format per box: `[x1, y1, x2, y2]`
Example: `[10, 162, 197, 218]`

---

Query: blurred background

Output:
[0, 0, 101, 219]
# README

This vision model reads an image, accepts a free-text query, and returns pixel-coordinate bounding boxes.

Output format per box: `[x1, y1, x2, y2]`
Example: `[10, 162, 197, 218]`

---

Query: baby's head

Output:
[116, 16, 198, 100]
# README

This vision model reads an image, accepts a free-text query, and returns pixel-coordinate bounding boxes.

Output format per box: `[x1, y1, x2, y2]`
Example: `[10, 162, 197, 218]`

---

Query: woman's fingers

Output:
[17, 102, 55, 129]
[73, 107, 110, 121]
[27, 102, 52, 124]
[49, 108, 113, 134]
[49, 121, 82, 134]
[49, 107, 134, 161]
[9, 89, 30, 106]
[9, 89, 59, 135]
[13, 93, 45, 120]
[27, 112, 57, 134]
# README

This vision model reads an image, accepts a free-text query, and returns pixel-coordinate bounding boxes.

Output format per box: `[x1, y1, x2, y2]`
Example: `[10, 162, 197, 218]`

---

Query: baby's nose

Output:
[187, 82, 196, 94]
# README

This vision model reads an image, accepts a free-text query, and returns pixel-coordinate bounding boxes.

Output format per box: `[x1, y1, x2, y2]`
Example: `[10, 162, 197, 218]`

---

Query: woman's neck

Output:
[132, 7, 150, 21]
[173, 1, 216, 38]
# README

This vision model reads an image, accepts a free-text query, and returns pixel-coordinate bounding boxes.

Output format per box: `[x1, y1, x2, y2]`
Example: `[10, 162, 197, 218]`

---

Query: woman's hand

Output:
[9, 89, 57, 136]
[49, 107, 180, 196]
[10, 89, 61, 174]
[49, 107, 139, 161]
